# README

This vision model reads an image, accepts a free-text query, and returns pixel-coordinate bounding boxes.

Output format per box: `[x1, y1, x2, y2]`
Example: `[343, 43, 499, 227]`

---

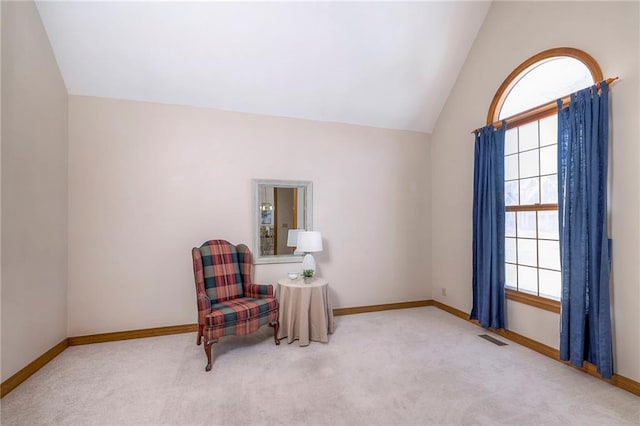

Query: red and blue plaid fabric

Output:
[191, 247, 211, 327]
[237, 244, 273, 298]
[204, 298, 278, 340]
[192, 240, 278, 343]
[199, 240, 244, 304]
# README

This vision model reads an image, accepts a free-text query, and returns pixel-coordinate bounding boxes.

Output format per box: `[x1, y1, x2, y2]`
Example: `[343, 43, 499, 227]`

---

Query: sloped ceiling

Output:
[36, 1, 490, 133]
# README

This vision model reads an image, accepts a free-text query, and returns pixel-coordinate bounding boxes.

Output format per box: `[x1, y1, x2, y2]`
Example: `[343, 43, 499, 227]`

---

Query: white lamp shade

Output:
[287, 229, 301, 247]
[296, 231, 323, 253]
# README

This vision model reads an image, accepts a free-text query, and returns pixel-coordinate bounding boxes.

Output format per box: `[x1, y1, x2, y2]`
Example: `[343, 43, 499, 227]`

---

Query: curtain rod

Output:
[471, 77, 619, 135]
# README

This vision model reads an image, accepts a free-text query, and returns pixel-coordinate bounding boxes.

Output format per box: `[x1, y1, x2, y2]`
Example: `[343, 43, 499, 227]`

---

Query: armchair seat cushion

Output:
[206, 297, 278, 337]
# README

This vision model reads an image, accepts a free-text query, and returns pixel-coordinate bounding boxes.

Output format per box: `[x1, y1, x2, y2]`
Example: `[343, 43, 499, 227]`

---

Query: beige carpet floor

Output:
[1, 307, 638, 425]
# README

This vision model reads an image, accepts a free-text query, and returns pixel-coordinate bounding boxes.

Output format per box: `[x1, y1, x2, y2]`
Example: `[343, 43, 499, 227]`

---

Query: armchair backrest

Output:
[235, 243, 254, 287]
[198, 240, 244, 304]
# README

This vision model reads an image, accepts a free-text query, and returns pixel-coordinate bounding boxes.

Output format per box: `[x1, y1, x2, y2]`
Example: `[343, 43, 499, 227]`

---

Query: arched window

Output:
[488, 48, 602, 125]
[489, 48, 603, 311]
[499, 57, 594, 119]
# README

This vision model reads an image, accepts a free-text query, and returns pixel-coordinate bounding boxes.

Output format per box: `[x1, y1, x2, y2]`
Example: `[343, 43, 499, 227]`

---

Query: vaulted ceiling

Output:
[36, 1, 491, 133]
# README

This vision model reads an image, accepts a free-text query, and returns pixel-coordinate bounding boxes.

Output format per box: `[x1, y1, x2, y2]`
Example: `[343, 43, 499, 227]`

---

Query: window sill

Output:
[505, 289, 560, 314]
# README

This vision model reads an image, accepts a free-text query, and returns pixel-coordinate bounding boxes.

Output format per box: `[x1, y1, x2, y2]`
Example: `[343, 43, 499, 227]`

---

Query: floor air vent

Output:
[478, 334, 508, 346]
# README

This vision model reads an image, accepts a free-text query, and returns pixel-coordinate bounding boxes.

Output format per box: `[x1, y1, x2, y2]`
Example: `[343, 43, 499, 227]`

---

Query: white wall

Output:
[430, 1, 639, 381]
[67, 95, 431, 336]
[1, 1, 68, 381]
[0, 0, 3, 382]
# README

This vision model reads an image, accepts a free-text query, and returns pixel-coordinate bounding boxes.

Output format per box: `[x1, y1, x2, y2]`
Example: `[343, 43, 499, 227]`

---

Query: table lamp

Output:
[296, 231, 323, 274]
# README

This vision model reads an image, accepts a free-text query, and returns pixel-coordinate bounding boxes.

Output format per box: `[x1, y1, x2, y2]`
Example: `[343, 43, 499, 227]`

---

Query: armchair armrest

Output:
[197, 293, 211, 325]
[244, 283, 274, 299]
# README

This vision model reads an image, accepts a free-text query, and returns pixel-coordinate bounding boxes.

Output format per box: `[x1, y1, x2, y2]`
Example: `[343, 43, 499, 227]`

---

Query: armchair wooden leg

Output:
[270, 320, 280, 345]
[204, 340, 214, 372]
[197, 324, 204, 346]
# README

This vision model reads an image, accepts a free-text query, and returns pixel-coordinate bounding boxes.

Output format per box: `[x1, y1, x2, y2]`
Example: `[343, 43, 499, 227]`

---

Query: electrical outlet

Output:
[441, 288, 447, 297]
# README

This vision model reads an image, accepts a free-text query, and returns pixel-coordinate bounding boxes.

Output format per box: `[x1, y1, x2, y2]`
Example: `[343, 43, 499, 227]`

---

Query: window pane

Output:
[519, 149, 539, 178]
[538, 211, 559, 240]
[539, 240, 560, 270]
[505, 181, 519, 206]
[540, 145, 557, 175]
[505, 154, 519, 181]
[518, 265, 538, 295]
[541, 175, 558, 204]
[539, 269, 561, 300]
[506, 263, 518, 289]
[499, 57, 594, 119]
[506, 237, 517, 263]
[517, 238, 537, 267]
[505, 129, 518, 155]
[520, 177, 540, 204]
[519, 122, 539, 151]
[517, 211, 536, 238]
[506, 212, 516, 237]
[539, 116, 558, 147]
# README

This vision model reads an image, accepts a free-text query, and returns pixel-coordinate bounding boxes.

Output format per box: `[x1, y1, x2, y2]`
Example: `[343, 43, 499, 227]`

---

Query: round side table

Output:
[276, 277, 335, 346]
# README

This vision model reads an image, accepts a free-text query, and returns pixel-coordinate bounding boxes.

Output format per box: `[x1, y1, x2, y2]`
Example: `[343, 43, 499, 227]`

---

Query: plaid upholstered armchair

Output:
[191, 240, 280, 371]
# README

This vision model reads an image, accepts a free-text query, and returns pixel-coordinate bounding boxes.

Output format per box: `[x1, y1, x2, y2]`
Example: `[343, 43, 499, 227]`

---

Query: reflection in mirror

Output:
[253, 179, 312, 264]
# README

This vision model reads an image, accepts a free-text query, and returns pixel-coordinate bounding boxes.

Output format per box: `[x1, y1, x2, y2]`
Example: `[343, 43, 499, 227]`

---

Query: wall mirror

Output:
[252, 179, 312, 264]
